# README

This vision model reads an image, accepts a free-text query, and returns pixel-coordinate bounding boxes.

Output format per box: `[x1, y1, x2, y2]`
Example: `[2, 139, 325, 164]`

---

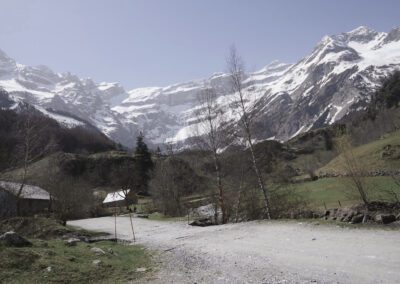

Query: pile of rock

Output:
[323, 202, 400, 225]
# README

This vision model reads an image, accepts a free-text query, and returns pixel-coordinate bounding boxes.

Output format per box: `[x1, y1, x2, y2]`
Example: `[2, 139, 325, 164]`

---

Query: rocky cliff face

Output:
[1, 26, 399, 148]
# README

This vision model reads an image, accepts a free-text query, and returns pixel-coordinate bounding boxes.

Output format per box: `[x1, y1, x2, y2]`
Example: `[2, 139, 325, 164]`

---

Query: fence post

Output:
[338, 200, 342, 207]
[323, 201, 327, 211]
[114, 206, 117, 242]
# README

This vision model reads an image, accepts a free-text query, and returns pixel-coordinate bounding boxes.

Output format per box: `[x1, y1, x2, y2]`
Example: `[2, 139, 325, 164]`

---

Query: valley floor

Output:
[69, 217, 400, 284]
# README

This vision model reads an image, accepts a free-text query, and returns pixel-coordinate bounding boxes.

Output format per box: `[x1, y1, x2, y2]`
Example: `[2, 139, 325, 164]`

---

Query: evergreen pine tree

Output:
[155, 146, 162, 158]
[134, 132, 154, 193]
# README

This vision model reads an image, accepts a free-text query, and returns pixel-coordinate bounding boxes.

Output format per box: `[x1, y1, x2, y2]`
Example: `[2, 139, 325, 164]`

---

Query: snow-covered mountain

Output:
[1, 26, 400, 148]
[0, 50, 134, 145]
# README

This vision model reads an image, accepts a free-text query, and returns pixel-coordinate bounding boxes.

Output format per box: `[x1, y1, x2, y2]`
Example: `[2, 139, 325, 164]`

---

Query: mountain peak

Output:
[0, 48, 10, 60]
[255, 60, 290, 72]
[383, 26, 400, 44]
[341, 26, 379, 43]
[318, 35, 334, 45]
[347, 25, 376, 35]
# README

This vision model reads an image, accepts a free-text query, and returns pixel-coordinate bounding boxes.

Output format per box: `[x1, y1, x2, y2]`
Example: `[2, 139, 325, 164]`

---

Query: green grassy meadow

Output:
[0, 240, 151, 283]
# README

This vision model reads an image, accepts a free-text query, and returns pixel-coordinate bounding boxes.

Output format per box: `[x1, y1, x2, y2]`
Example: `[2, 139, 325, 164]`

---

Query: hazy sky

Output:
[0, 0, 399, 89]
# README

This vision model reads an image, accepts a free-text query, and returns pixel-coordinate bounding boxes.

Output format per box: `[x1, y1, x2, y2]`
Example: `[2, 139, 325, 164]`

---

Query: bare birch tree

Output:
[194, 87, 230, 224]
[112, 159, 138, 242]
[336, 134, 369, 205]
[150, 157, 199, 217]
[226, 46, 272, 219]
[14, 107, 55, 215]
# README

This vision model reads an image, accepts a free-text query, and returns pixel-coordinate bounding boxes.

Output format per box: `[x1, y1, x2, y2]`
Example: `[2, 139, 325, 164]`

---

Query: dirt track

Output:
[69, 217, 400, 283]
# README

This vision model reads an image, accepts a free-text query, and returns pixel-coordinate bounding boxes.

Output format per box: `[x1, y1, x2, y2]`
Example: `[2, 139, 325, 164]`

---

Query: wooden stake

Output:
[114, 206, 117, 241]
[128, 211, 136, 242]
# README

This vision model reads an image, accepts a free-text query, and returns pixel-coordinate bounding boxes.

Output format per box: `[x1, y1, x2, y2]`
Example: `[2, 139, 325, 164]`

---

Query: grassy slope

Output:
[319, 130, 400, 173]
[0, 240, 150, 283]
[0, 217, 103, 240]
[0, 218, 152, 283]
[292, 130, 400, 209]
[293, 176, 400, 209]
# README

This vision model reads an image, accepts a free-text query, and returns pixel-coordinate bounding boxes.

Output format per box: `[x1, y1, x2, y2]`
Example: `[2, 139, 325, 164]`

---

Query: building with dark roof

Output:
[0, 181, 51, 218]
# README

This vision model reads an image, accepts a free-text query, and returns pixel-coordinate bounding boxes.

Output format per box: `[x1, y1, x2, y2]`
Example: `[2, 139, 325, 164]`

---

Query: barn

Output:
[0, 181, 51, 218]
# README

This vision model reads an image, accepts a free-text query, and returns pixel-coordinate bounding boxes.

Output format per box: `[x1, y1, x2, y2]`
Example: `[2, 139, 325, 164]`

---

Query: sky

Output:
[0, 0, 399, 89]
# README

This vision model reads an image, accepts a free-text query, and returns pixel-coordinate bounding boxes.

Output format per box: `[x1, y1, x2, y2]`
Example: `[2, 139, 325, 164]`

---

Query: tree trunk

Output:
[16, 167, 28, 216]
[248, 142, 271, 220]
[213, 152, 227, 224]
[242, 116, 271, 220]
[235, 164, 245, 223]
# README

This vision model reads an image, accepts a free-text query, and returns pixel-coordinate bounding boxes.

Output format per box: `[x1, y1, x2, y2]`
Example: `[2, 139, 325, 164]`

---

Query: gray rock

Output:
[350, 214, 364, 224]
[90, 247, 106, 256]
[136, 214, 149, 219]
[190, 218, 214, 227]
[374, 214, 396, 224]
[136, 267, 147, 272]
[0, 231, 32, 247]
[388, 221, 400, 227]
[65, 238, 80, 247]
[345, 213, 355, 223]
[92, 259, 102, 267]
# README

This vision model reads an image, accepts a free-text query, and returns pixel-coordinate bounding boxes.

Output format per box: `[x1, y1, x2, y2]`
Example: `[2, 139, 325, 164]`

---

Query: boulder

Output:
[312, 212, 321, 219]
[343, 214, 354, 223]
[90, 247, 106, 256]
[65, 238, 80, 247]
[92, 259, 102, 267]
[374, 214, 396, 224]
[388, 221, 400, 227]
[189, 218, 214, 227]
[350, 214, 364, 224]
[334, 208, 357, 222]
[0, 231, 32, 247]
[300, 211, 314, 219]
[136, 214, 149, 219]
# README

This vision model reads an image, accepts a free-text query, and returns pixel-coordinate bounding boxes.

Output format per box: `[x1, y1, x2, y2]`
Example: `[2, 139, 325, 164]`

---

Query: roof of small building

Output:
[103, 189, 131, 204]
[0, 181, 50, 200]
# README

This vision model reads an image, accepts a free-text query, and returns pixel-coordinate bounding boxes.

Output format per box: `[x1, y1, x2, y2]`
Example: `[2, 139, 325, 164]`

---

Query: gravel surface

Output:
[69, 217, 400, 284]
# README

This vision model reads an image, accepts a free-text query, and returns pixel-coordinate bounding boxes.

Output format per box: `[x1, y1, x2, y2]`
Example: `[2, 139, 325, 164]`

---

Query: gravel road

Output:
[69, 217, 400, 284]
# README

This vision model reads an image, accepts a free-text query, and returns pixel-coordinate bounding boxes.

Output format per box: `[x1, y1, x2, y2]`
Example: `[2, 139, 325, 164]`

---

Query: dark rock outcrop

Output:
[190, 218, 214, 227]
[0, 231, 32, 247]
[374, 214, 397, 224]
